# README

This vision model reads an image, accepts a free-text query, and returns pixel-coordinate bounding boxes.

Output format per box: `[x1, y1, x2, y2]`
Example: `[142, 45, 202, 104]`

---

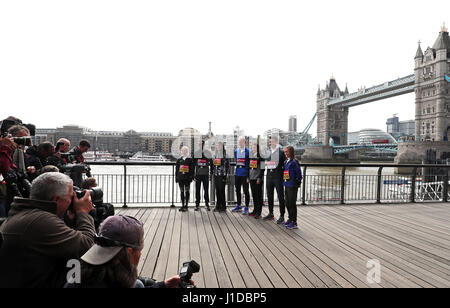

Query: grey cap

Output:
[81, 215, 144, 266]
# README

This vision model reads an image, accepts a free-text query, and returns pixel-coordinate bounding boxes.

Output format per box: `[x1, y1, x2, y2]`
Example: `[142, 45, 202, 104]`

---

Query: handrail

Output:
[87, 161, 450, 169]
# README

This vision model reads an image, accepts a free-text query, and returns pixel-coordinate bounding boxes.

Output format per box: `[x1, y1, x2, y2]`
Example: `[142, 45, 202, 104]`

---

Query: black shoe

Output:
[213, 208, 220, 212]
[178, 207, 185, 212]
[194, 207, 200, 211]
[263, 214, 274, 221]
[206, 206, 210, 211]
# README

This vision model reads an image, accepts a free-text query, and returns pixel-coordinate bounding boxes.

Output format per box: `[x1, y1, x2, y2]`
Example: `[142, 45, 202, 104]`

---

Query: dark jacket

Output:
[46, 154, 67, 170]
[0, 145, 15, 175]
[194, 150, 212, 178]
[68, 146, 85, 164]
[175, 157, 195, 182]
[283, 159, 302, 188]
[212, 155, 229, 177]
[248, 152, 265, 181]
[0, 197, 95, 288]
[25, 146, 45, 175]
[265, 146, 286, 179]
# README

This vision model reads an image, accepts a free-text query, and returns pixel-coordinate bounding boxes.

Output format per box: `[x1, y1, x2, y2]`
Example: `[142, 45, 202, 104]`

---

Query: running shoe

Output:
[276, 216, 285, 224]
[263, 214, 274, 221]
[231, 205, 242, 212]
[287, 222, 299, 230]
[242, 207, 249, 215]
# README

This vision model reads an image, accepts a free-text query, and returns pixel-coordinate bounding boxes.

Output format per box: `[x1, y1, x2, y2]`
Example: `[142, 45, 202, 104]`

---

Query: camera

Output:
[12, 137, 32, 147]
[179, 260, 200, 288]
[2, 169, 32, 198]
[74, 187, 103, 203]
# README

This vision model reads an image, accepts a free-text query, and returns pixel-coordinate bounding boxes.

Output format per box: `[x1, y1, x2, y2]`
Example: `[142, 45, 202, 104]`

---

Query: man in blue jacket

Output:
[282, 146, 302, 230]
[231, 136, 250, 214]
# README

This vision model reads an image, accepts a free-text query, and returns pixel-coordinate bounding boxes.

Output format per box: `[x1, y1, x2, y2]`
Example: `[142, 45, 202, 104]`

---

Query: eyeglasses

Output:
[94, 235, 141, 250]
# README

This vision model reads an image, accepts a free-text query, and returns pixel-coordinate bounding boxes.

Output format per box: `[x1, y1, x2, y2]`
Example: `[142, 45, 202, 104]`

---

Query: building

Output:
[32, 128, 56, 146]
[36, 125, 174, 155]
[288, 116, 297, 132]
[386, 115, 415, 139]
[358, 129, 397, 144]
[414, 25, 450, 141]
[316, 77, 349, 146]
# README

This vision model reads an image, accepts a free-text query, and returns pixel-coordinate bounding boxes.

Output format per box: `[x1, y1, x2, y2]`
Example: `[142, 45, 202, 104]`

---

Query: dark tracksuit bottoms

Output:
[284, 186, 298, 223]
[214, 176, 227, 210]
[266, 176, 285, 216]
[195, 176, 209, 206]
[250, 180, 264, 216]
[235, 176, 250, 207]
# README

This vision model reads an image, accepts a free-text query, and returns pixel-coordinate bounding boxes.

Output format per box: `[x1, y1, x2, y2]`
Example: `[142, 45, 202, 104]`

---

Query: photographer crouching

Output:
[0, 172, 95, 288]
[65, 215, 194, 288]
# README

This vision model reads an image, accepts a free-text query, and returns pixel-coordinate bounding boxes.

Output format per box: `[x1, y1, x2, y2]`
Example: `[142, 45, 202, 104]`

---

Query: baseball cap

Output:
[81, 215, 144, 266]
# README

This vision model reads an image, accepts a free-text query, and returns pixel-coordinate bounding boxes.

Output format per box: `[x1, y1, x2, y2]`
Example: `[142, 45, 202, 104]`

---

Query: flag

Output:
[445, 74, 450, 82]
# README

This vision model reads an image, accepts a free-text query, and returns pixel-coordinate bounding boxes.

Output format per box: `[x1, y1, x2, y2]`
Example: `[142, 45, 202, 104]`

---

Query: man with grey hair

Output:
[0, 172, 95, 287]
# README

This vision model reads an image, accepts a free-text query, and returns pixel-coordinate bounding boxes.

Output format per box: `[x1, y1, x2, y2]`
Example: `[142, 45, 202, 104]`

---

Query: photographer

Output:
[69, 139, 90, 164]
[1, 124, 33, 215]
[25, 141, 55, 181]
[64, 140, 91, 187]
[0, 172, 95, 288]
[66, 215, 190, 288]
[47, 138, 71, 170]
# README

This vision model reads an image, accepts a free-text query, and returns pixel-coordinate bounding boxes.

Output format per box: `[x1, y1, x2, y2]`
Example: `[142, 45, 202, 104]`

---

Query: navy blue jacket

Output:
[283, 159, 302, 188]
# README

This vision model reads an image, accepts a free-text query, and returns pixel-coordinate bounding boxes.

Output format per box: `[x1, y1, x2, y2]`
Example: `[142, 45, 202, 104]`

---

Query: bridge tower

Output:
[414, 25, 450, 141]
[316, 77, 349, 145]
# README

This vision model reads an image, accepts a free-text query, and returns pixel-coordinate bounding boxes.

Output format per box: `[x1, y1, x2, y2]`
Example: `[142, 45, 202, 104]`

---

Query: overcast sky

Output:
[1, 0, 448, 137]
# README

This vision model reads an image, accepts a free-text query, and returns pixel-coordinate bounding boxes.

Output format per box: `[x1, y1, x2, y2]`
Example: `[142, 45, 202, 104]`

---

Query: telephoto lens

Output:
[75, 187, 103, 203]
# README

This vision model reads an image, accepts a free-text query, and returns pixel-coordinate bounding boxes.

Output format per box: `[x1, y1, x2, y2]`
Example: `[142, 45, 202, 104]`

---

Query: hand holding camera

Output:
[0, 135, 17, 151]
[72, 190, 93, 214]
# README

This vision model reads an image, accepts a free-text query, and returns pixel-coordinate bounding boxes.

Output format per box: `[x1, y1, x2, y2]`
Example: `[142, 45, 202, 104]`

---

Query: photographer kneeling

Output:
[0, 172, 95, 288]
[66, 215, 191, 288]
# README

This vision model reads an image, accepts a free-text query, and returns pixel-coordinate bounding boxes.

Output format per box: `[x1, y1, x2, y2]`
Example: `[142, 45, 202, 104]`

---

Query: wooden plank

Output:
[137, 209, 159, 275]
[140, 209, 171, 277]
[165, 209, 182, 278]
[221, 212, 276, 288]
[258, 208, 344, 288]
[321, 205, 450, 262]
[213, 211, 260, 287]
[153, 209, 176, 281]
[194, 210, 219, 288]
[301, 208, 423, 288]
[188, 209, 204, 288]
[339, 205, 450, 248]
[234, 211, 315, 288]
[208, 211, 246, 288]
[201, 211, 233, 288]
[230, 211, 302, 288]
[178, 209, 190, 273]
[306, 206, 449, 287]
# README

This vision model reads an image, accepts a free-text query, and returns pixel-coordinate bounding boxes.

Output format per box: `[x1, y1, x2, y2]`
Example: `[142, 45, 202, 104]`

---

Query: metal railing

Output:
[88, 161, 450, 207]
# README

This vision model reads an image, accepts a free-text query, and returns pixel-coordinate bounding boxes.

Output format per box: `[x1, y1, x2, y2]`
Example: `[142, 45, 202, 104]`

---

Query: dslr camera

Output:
[68, 187, 114, 230]
[0, 118, 35, 146]
[179, 260, 200, 288]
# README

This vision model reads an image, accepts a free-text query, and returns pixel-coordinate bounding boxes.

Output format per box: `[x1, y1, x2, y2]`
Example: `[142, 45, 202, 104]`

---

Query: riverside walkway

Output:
[116, 202, 450, 288]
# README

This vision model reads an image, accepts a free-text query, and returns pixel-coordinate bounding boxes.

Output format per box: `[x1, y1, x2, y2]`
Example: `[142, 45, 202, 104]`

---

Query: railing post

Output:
[410, 167, 417, 203]
[442, 170, 449, 203]
[171, 165, 176, 207]
[340, 166, 346, 205]
[123, 164, 128, 208]
[376, 167, 383, 204]
[301, 166, 307, 205]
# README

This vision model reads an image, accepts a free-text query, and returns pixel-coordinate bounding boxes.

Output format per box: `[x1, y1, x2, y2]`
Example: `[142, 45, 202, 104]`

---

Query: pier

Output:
[118, 202, 450, 288]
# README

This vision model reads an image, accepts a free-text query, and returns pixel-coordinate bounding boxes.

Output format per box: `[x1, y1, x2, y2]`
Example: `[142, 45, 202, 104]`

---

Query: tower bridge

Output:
[303, 26, 450, 163]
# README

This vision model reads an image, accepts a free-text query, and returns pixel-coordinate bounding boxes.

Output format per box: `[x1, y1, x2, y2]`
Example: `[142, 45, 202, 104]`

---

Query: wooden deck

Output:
[115, 203, 450, 288]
